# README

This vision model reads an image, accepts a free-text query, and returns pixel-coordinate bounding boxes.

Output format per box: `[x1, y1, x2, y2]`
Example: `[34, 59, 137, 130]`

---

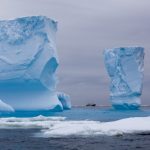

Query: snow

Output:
[0, 116, 150, 137]
[57, 92, 71, 109]
[0, 16, 67, 111]
[104, 47, 144, 109]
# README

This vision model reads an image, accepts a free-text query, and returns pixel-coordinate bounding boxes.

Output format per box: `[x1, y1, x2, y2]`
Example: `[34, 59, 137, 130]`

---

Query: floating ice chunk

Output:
[57, 92, 71, 109]
[0, 116, 150, 137]
[0, 99, 14, 112]
[104, 47, 144, 109]
[41, 117, 150, 137]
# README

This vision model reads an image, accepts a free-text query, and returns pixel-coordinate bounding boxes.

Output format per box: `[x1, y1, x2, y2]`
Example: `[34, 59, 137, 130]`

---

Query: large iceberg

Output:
[104, 47, 144, 109]
[0, 16, 69, 111]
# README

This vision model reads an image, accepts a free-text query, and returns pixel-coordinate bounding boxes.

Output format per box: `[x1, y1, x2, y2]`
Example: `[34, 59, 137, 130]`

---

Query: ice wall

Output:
[104, 47, 144, 109]
[0, 16, 65, 111]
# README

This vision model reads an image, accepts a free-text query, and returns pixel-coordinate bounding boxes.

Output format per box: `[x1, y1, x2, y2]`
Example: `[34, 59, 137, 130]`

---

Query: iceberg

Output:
[104, 47, 144, 109]
[57, 92, 71, 109]
[0, 16, 68, 111]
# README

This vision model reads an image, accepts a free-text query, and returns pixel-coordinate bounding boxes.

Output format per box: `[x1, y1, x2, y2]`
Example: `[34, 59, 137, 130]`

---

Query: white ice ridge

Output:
[0, 16, 70, 111]
[0, 116, 150, 137]
[104, 47, 144, 110]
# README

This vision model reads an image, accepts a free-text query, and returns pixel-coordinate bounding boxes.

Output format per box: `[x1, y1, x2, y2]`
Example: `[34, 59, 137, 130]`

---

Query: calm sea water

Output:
[1, 106, 150, 121]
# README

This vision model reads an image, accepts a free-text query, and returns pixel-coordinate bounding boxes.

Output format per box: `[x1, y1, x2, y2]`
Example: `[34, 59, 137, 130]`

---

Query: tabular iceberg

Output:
[104, 47, 144, 109]
[0, 16, 69, 112]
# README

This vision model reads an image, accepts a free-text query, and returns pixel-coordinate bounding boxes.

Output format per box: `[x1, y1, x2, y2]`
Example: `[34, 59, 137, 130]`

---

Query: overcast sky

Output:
[0, 0, 150, 105]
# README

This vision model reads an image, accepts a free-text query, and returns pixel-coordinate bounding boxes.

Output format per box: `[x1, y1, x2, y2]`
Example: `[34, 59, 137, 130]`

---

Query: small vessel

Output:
[86, 103, 96, 107]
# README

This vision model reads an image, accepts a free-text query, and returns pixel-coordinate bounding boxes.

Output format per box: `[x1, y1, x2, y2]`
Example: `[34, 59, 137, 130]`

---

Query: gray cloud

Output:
[0, 0, 149, 105]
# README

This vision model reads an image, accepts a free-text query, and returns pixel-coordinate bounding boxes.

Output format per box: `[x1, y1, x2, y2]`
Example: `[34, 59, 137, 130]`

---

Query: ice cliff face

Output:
[104, 47, 144, 109]
[0, 16, 68, 111]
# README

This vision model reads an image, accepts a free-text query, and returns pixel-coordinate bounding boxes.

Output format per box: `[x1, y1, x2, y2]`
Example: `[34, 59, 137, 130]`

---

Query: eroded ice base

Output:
[111, 96, 141, 110]
[0, 82, 63, 111]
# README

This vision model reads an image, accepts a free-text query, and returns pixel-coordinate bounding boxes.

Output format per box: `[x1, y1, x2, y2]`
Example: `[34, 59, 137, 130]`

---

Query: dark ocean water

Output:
[0, 106, 150, 150]
[0, 129, 150, 150]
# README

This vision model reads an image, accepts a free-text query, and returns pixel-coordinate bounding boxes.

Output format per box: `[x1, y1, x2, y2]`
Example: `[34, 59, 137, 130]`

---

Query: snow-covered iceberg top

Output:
[0, 16, 70, 112]
[0, 116, 150, 137]
[104, 47, 144, 110]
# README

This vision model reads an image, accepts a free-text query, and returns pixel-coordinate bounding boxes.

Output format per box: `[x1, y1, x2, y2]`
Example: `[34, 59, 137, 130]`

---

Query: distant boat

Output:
[86, 103, 96, 107]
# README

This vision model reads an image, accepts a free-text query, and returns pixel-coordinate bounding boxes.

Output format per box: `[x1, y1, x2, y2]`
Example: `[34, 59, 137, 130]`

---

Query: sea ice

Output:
[0, 116, 150, 137]
[0, 16, 68, 111]
[104, 47, 144, 109]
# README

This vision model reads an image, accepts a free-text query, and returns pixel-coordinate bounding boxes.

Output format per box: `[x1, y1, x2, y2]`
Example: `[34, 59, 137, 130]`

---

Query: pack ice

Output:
[0, 16, 71, 112]
[104, 47, 144, 109]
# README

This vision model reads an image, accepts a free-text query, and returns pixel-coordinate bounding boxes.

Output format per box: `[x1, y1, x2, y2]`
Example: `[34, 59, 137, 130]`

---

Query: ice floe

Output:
[0, 116, 150, 137]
